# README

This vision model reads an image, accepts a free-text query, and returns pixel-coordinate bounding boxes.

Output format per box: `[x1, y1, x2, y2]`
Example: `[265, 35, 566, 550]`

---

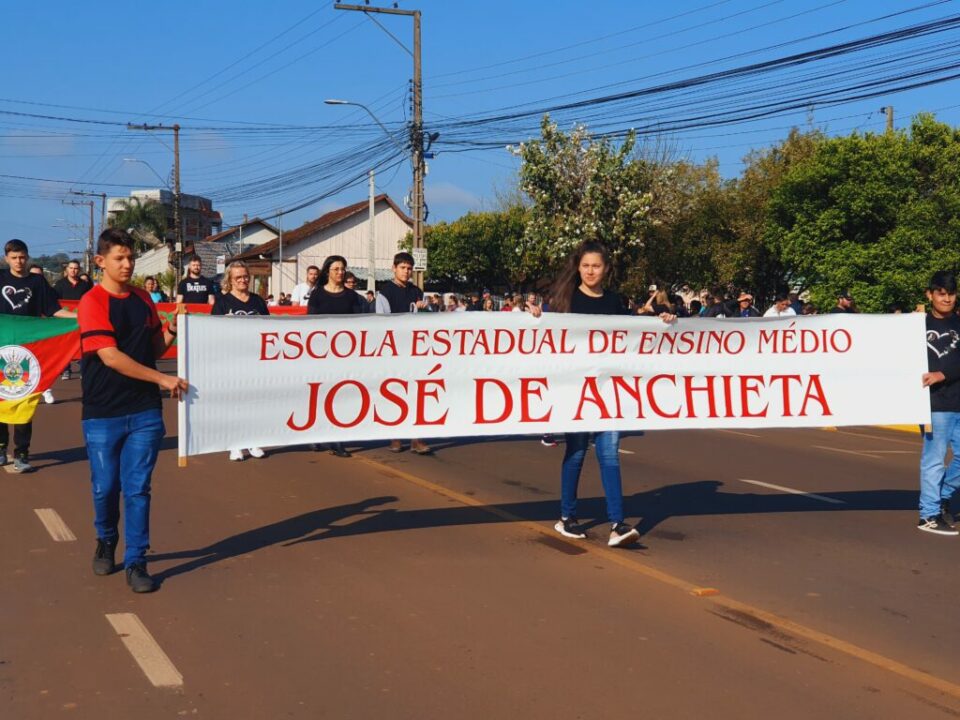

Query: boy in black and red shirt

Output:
[78, 228, 187, 593]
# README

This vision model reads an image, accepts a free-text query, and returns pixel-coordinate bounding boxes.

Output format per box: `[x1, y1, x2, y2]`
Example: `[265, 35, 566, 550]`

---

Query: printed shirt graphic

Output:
[0, 269, 61, 317]
[0, 315, 80, 424]
[925, 312, 960, 412]
[178, 276, 214, 304]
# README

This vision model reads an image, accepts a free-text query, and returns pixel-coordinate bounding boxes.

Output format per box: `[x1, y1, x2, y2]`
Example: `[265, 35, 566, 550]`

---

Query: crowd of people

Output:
[2, 230, 959, 596]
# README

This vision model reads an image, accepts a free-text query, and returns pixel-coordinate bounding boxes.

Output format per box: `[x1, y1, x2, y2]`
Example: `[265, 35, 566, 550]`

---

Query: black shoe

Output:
[608, 522, 641, 547]
[554, 517, 587, 539]
[940, 500, 956, 528]
[92, 538, 117, 576]
[328, 443, 351, 458]
[126, 563, 159, 593]
[918, 515, 959, 536]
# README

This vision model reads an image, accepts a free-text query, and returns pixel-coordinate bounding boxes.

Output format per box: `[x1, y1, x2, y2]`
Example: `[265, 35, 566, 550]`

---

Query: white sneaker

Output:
[248, 447, 265, 459]
[42, 389, 55, 404]
[229, 449, 244, 462]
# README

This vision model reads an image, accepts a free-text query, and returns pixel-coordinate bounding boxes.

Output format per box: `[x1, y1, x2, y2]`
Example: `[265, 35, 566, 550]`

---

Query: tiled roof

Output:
[200, 218, 278, 244]
[234, 194, 412, 261]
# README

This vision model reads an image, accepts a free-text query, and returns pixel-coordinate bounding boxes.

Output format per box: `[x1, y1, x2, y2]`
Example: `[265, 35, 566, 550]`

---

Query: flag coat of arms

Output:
[0, 315, 79, 424]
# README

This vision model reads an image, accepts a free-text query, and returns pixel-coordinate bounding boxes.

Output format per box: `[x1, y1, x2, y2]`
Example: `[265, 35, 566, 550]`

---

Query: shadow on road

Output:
[150, 481, 915, 582]
[150, 496, 398, 582]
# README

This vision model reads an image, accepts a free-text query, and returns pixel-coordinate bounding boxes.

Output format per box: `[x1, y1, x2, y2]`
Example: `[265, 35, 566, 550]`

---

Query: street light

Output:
[325, 98, 409, 291]
[123, 158, 171, 189]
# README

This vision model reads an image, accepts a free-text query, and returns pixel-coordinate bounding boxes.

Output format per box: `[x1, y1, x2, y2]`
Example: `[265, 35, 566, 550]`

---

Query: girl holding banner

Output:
[544, 241, 674, 548]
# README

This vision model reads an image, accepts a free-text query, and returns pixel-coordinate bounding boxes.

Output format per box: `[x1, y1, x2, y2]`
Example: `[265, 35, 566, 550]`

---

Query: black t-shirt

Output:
[377, 280, 423, 314]
[569, 288, 627, 316]
[211, 292, 269, 316]
[828, 306, 853, 314]
[178, 275, 214, 304]
[0, 269, 61, 317]
[926, 313, 960, 413]
[54, 277, 93, 301]
[77, 286, 162, 420]
[308, 287, 359, 315]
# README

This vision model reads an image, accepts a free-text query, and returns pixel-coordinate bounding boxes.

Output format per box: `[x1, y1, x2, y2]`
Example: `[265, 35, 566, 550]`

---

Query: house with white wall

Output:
[234, 194, 413, 296]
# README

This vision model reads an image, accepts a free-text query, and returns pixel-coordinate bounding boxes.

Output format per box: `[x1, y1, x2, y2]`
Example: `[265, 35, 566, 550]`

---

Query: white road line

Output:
[737, 478, 846, 505]
[718, 429, 762, 438]
[33, 509, 76, 542]
[812, 445, 883, 460]
[827, 429, 920, 446]
[105, 613, 183, 688]
[618, 449, 635, 455]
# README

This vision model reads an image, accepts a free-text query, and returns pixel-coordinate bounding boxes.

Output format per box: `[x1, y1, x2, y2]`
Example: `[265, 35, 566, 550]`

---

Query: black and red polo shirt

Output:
[77, 285, 162, 420]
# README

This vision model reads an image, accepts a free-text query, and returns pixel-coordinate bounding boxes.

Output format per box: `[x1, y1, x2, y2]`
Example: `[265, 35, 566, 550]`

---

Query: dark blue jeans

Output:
[561, 431, 624, 524]
[82, 409, 164, 566]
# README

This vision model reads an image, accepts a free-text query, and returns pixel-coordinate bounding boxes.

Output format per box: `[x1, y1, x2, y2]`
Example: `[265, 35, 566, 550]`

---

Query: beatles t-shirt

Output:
[178, 275, 214, 304]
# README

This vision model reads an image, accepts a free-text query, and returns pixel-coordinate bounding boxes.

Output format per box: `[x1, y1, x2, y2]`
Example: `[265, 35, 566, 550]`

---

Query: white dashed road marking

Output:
[105, 613, 183, 688]
[812, 445, 883, 460]
[737, 478, 845, 505]
[33, 508, 76, 542]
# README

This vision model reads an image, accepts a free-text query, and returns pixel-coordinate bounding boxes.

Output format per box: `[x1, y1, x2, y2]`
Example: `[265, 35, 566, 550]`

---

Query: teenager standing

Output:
[78, 229, 187, 592]
[544, 241, 674, 547]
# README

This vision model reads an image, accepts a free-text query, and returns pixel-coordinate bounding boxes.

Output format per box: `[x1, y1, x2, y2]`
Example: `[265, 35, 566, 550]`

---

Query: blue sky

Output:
[3, 0, 960, 257]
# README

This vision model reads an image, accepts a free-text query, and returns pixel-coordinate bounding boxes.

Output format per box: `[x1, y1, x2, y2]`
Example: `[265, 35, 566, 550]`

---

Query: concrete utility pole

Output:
[334, 2, 425, 288]
[68, 190, 107, 237]
[880, 105, 894, 133]
[62, 200, 95, 273]
[126, 123, 183, 286]
[368, 170, 376, 292]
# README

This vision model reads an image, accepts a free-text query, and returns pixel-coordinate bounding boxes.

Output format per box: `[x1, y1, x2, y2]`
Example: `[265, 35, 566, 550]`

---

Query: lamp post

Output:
[325, 98, 415, 290]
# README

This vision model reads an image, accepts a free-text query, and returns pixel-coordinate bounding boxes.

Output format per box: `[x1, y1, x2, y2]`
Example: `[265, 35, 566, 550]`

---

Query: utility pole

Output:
[334, 3, 425, 288]
[62, 200, 95, 273]
[126, 123, 183, 287]
[368, 170, 376, 292]
[880, 105, 894, 133]
[68, 190, 107, 237]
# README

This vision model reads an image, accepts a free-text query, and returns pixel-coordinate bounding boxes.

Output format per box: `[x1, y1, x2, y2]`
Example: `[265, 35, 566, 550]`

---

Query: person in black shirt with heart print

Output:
[0, 239, 75, 472]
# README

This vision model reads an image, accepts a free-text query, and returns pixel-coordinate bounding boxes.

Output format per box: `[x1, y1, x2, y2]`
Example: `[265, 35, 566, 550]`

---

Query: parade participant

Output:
[0, 240, 75, 471]
[374, 252, 431, 454]
[212, 261, 268, 462]
[176, 254, 214, 305]
[919, 271, 960, 535]
[291, 265, 320, 306]
[143, 276, 168, 304]
[54, 260, 93, 380]
[542, 240, 674, 548]
[763, 292, 797, 317]
[482, 297, 495, 311]
[78, 228, 187, 592]
[307, 255, 359, 458]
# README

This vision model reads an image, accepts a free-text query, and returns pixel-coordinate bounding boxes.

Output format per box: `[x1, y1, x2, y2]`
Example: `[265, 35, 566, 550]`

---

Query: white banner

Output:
[178, 312, 930, 457]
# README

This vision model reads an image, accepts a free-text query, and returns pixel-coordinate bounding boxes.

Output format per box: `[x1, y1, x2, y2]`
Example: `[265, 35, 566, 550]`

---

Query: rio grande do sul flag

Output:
[0, 315, 79, 424]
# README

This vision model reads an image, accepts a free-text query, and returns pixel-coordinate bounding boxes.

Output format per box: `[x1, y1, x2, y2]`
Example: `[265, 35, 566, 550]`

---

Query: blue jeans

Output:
[82, 409, 164, 566]
[561, 431, 624, 524]
[919, 412, 960, 519]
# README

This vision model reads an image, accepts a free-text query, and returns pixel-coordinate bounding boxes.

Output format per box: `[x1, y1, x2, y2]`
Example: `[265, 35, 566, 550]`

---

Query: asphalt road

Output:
[2, 376, 959, 719]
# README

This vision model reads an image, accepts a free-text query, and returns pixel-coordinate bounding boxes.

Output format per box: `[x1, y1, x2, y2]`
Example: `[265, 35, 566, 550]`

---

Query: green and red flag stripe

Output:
[0, 315, 79, 424]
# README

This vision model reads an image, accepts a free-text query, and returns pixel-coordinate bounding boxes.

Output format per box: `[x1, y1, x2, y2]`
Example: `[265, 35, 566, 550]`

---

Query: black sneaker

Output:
[918, 515, 959, 536]
[554, 517, 587, 539]
[126, 563, 159, 593]
[608, 522, 640, 547]
[940, 500, 956, 528]
[92, 538, 117, 576]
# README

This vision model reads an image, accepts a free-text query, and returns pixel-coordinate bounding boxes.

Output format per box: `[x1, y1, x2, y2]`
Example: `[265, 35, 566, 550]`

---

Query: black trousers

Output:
[0, 421, 32, 456]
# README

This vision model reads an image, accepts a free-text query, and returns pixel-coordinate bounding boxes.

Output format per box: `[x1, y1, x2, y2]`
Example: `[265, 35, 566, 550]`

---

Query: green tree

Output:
[768, 114, 960, 311]
[514, 117, 653, 289]
[421, 206, 528, 290]
[108, 197, 168, 251]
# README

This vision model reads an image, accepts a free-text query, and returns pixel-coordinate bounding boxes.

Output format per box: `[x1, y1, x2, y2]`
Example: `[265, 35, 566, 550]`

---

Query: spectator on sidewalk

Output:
[290, 265, 319, 307]
[176, 254, 214, 305]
